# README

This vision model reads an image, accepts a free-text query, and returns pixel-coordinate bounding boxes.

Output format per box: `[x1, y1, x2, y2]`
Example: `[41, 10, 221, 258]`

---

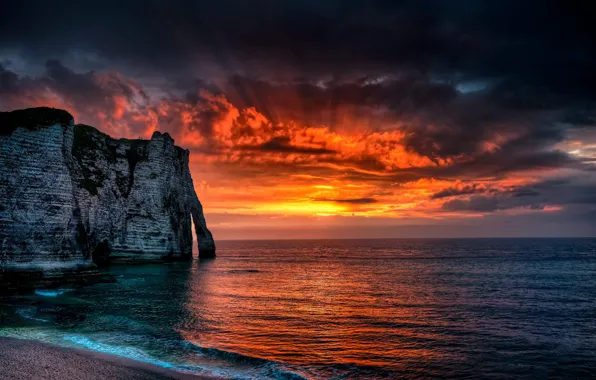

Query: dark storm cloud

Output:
[440, 176, 596, 213]
[1, 1, 595, 178]
[2, 0, 595, 110]
[1, 1, 594, 79]
[0, 64, 20, 94]
[0, 63, 40, 98]
[430, 184, 489, 199]
[441, 193, 550, 213]
[0, 60, 145, 126]
[222, 74, 457, 125]
[442, 195, 509, 213]
[43, 60, 148, 104]
[43, 59, 107, 104]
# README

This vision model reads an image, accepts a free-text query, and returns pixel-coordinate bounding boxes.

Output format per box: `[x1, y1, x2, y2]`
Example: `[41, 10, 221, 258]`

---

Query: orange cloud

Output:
[2, 67, 577, 228]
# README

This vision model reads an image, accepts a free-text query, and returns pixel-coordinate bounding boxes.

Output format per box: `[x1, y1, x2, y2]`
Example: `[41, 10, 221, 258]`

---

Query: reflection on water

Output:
[1, 238, 596, 379]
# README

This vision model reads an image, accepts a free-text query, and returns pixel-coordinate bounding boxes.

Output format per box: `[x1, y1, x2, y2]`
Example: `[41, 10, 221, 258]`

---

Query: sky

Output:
[1, 1, 595, 239]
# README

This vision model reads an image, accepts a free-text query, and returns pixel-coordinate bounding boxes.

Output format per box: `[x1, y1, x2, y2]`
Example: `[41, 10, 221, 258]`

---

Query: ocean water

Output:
[1, 238, 596, 379]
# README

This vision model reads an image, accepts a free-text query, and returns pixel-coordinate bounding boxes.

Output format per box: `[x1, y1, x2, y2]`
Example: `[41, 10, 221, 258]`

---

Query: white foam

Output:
[34, 289, 71, 297]
[15, 308, 48, 323]
[63, 335, 177, 369]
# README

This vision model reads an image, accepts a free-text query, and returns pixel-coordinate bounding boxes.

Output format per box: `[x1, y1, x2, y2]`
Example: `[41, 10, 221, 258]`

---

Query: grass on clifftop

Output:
[73, 124, 150, 196]
[0, 107, 73, 136]
[72, 125, 110, 196]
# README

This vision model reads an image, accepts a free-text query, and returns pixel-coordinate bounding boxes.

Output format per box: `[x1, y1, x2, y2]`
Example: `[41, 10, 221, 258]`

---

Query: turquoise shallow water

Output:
[1, 238, 596, 379]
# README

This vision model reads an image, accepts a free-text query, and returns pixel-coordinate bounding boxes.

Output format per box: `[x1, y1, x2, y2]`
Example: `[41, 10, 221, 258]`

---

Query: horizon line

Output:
[207, 236, 596, 242]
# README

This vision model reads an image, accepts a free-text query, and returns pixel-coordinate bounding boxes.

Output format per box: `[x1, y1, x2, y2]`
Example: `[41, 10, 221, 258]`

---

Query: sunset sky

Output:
[1, 1, 595, 239]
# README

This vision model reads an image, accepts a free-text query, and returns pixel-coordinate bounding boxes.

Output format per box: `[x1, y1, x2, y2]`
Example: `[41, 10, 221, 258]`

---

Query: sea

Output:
[1, 238, 595, 379]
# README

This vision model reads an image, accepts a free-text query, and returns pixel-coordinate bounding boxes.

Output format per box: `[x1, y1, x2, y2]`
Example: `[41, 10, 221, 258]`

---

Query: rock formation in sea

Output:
[0, 107, 215, 292]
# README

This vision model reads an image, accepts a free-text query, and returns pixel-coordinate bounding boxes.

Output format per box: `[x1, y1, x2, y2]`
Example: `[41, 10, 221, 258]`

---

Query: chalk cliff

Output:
[0, 107, 215, 287]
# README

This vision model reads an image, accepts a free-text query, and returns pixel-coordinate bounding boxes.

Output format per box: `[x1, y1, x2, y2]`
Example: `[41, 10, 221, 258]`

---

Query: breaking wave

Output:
[61, 335, 306, 379]
[34, 289, 72, 297]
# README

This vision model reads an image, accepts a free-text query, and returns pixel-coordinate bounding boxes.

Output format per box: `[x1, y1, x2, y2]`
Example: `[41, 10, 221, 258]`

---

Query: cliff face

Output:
[0, 107, 215, 279]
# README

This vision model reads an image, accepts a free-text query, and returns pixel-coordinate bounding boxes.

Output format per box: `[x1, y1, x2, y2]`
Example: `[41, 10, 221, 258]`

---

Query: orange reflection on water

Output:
[177, 245, 466, 374]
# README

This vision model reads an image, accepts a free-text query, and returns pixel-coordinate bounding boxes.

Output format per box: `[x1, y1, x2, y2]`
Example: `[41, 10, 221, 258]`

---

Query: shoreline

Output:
[0, 337, 219, 380]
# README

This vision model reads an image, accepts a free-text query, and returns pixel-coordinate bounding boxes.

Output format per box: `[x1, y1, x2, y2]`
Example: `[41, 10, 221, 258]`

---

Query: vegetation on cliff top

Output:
[0, 107, 74, 136]
[73, 124, 149, 196]
[72, 124, 111, 195]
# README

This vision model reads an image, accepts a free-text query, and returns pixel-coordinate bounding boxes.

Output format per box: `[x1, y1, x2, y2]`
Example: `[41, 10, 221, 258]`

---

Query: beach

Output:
[0, 337, 216, 380]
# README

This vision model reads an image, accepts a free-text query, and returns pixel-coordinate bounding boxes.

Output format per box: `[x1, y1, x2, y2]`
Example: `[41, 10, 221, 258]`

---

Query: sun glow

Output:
[3, 64, 584, 238]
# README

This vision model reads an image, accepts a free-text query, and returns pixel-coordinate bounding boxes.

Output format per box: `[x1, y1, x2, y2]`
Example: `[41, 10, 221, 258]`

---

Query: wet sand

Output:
[0, 337, 217, 380]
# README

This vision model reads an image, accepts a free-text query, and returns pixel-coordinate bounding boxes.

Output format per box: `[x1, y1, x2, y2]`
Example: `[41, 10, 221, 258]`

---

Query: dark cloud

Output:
[442, 195, 507, 212]
[513, 178, 596, 206]
[44, 59, 147, 105]
[223, 74, 457, 126]
[0, 1, 594, 82]
[0, 64, 20, 94]
[255, 136, 335, 155]
[440, 176, 596, 213]
[0, 60, 146, 134]
[431, 184, 489, 199]
[2, 2, 595, 127]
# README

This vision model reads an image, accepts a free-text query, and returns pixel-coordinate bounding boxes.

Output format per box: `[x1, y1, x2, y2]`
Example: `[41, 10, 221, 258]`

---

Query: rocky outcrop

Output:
[0, 107, 215, 290]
